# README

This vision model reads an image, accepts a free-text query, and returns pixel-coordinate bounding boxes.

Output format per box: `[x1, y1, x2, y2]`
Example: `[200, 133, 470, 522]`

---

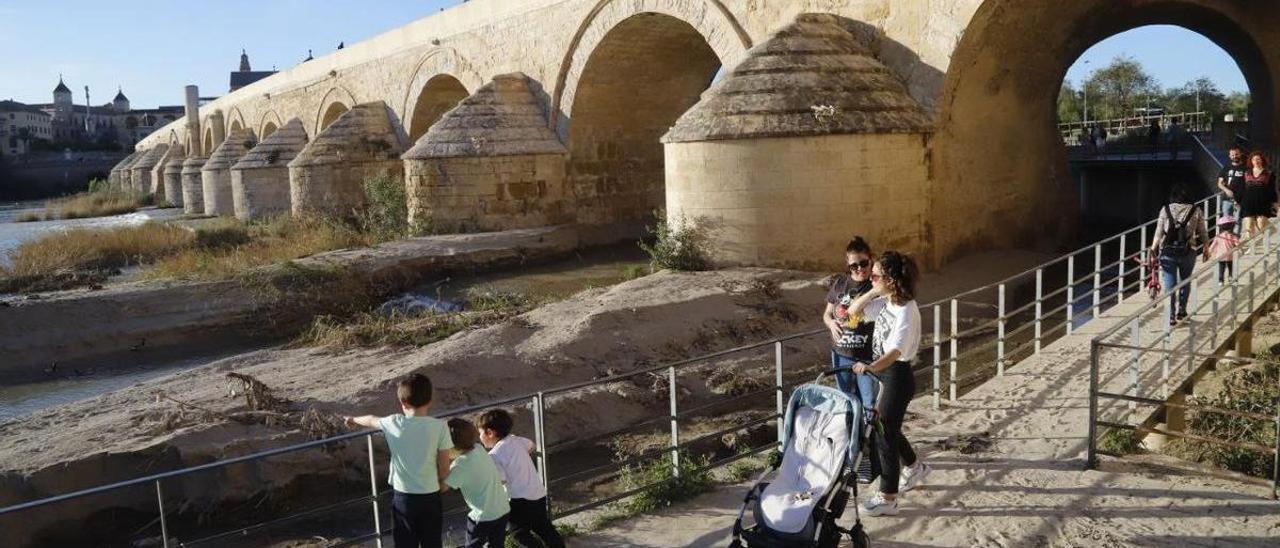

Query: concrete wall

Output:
[666, 133, 931, 269]
[405, 153, 569, 232]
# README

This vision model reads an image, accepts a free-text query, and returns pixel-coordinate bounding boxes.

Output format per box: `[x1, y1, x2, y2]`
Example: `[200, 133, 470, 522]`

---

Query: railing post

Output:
[1187, 278, 1197, 374]
[1035, 269, 1044, 354]
[533, 394, 548, 493]
[997, 284, 1006, 376]
[1272, 400, 1279, 500]
[1211, 296, 1220, 350]
[668, 365, 680, 478]
[1161, 294, 1172, 399]
[1093, 244, 1102, 319]
[363, 435, 381, 545]
[1140, 226, 1148, 291]
[1118, 234, 1127, 302]
[775, 341, 784, 444]
[932, 305, 941, 410]
[950, 299, 959, 401]
[1129, 320, 1140, 411]
[1067, 255, 1076, 335]
[1250, 270, 1256, 312]
[155, 480, 170, 548]
[1087, 339, 1100, 470]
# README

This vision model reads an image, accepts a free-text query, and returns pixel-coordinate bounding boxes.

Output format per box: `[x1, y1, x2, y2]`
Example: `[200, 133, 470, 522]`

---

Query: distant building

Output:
[22, 77, 184, 151]
[0, 100, 53, 157]
[229, 50, 276, 92]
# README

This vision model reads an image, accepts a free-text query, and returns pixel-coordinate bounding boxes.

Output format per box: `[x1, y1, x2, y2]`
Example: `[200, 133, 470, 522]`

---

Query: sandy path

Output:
[580, 252, 1280, 546]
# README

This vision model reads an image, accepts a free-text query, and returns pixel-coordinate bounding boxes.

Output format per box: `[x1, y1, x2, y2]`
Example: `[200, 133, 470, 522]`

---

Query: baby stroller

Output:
[729, 370, 870, 547]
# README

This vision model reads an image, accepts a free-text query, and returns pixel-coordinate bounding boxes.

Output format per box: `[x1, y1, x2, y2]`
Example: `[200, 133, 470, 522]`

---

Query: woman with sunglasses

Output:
[847, 251, 929, 516]
[823, 237, 880, 484]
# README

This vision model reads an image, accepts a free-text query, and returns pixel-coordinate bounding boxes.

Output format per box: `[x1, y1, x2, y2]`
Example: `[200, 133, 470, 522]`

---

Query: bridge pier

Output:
[403, 73, 569, 232]
[202, 128, 255, 217]
[661, 14, 933, 268]
[130, 145, 169, 198]
[108, 152, 139, 191]
[181, 156, 209, 214]
[232, 119, 309, 221]
[150, 146, 180, 202]
[288, 101, 404, 217]
[116, 152, 142, 192]
[161, 148, 187, 208]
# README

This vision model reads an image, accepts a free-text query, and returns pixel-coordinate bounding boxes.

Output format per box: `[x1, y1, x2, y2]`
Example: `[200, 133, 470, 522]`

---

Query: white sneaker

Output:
[899, 462, 932, 492]
[862, 492, 899, 516]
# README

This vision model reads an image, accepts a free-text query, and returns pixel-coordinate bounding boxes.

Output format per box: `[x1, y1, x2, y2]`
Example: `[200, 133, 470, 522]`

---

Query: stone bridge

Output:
[112, 0, 1280, 269]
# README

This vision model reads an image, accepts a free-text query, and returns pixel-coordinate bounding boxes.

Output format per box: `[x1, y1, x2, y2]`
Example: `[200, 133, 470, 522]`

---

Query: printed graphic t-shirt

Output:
[825, 275, 875, 359]
[1220, 163, 1247, 196]
[864, 297, 922, 363]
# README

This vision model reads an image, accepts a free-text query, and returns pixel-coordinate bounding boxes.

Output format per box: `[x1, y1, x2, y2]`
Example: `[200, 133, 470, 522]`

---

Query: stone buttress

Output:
[150, 145, 182, 202]
[130, 144, 169, 197]
[288, 102, 404, 217]
[662, 13, 934, 269]
[201, 128, 256, 217]
[181, 155, 209, 214]
[231, 119, 309, 221]
[161, 146, 188, 208]
[115, 151, 144, 192]
[402, 73, 569, 232]
[108, 151, 141, 190]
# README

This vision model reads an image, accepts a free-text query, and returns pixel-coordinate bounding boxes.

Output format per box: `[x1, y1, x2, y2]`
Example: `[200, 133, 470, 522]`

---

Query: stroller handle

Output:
[816, 365, 858, 382]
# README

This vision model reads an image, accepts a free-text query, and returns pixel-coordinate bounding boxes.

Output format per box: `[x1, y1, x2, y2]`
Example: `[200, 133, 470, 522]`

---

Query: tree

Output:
[1058, 80, 1083, 124]
[1085, 55, 1160, 120]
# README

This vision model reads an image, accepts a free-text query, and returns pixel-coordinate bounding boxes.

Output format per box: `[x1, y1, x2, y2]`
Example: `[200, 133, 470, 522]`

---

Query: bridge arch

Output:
[560, 9, 729, 227]
[226, 107, 248, 136]
[202, 126, 215, 156]
[552, 0, 751, 136]
[258, 110, 284, 140]
[314, 86, 358, 133]
[401, 48, 482, 143]
[932, 0, 1280, 262]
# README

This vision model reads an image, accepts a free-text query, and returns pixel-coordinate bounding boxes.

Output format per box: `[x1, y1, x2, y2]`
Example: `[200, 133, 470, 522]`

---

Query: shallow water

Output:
[0, 200, 184, 267]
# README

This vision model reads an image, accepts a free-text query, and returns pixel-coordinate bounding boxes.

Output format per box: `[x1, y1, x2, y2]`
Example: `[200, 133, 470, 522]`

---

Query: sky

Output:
[0, 0, 462, 108]
[0, 6, 1252, 109]
[1064, 25, 1248, 93]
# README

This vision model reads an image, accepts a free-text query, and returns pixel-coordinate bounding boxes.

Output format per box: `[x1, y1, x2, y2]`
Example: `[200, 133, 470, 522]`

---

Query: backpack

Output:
[1161, 205, 1196, 256]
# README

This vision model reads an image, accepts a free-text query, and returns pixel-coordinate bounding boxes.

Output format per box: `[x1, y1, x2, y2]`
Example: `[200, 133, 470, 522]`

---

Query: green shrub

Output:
[194, 224, 252, 249]
[1098, 427, 1141, 455]
[356, 171, 410, 241]
[639, 211, 710, 272]
[87, 178, 109, 194]
[617, 451, 713, 514]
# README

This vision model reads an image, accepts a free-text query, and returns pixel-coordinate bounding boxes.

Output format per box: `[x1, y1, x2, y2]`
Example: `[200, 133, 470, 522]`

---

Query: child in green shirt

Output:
[345, 373, 453, 548]
[444, 418, 511, 548]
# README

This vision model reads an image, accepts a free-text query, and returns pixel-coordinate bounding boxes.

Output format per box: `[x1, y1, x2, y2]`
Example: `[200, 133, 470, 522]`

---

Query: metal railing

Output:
[1066, 142, 1195, 163]
[1059, 111, 1209, 142]
[0, 175, 1242, 544]
[1086, 221, 1280, 499]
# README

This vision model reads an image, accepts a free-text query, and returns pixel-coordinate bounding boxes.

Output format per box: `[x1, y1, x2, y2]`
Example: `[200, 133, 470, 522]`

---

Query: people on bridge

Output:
[1238, 151, 1277, 247]
[1150, 184, 1208, 326]
[1148, 119, 1161, 155]
[1216, 146, 1247, 225]
[1206, 215, 1240, 284]
[824, 236, 881, 484]
[1166, 119, 1182, 158]
[846, 251, 929, 516]
[345, 373, 453, 548]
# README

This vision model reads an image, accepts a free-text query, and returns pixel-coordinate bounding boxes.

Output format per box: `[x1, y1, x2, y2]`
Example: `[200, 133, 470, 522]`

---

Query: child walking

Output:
[1206, 215, 1241, 284]
[478, 409, 566, 548]
[345, 373, 454, 548]
[445, 418, 511, 548]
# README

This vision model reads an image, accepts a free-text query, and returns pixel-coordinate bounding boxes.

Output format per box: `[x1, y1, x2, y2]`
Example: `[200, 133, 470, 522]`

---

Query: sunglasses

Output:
[847, 260, 870, 270]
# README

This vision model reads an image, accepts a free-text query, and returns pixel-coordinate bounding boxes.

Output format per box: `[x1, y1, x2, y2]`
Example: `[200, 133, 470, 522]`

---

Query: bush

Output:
[1169, 362, 1279, 479]
[1098, 428, 1141, 455]
[617, 451, 714, 514]
[52, 188, 150, 219]
[356, 171, 411, 241]
[639, 211, 710, 271]
[87, 178, 109, 194]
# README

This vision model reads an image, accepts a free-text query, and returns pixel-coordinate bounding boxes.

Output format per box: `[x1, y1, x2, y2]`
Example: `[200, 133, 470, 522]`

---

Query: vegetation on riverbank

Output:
[1167, 357, 1279, 480]
[16, 180, 155, 222]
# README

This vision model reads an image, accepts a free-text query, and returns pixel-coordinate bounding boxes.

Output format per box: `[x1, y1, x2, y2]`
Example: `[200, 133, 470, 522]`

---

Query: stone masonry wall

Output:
[405, 153, 568, 232]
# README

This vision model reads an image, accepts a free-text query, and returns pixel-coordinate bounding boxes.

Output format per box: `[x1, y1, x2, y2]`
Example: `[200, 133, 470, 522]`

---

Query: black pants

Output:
[391, 491, 442, 548]
[508, 497, 565, 548]
[874, 362, 918, 495]
[1219, 261, 1234, 283]
[465, 514, 509, 548]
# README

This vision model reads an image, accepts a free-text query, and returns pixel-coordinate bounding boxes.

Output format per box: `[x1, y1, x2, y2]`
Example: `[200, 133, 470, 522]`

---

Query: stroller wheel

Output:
[849, 523, 871, 548]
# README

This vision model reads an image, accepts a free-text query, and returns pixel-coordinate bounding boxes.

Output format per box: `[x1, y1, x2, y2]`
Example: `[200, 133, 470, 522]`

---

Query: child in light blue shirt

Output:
[444, 418, 511, 548]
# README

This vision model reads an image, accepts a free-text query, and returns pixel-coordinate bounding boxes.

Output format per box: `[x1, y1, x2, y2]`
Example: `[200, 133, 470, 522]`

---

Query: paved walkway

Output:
[581, 251, 1280, 546]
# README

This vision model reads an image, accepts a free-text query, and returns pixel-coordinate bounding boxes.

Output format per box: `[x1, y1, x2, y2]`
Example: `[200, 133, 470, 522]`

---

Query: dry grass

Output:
[5, 223, 193, 276]
[49, 190, 153, 220]
[15, 212, 43, 223]
[141, 216, 366, 281]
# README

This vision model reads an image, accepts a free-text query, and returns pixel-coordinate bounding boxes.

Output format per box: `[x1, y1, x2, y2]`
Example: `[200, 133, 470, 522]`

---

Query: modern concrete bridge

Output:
[111, 0, 1280, 269]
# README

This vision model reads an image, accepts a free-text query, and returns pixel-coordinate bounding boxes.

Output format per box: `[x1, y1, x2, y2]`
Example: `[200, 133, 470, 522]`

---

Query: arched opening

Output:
[319, 102, 350, 132]
[932, 0, 1278, 263]
[229, 119, 244, 135]
[566, 12, 721, 227]
[407, 74, 468, 143]
[202, 127, 215, 156]
[1056, 25, 1253, 238]
[261, 121, 279, 139]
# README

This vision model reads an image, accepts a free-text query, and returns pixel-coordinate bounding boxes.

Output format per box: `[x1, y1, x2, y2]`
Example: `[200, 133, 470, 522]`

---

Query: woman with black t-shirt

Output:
[823, 236, 878, 411]
[1238, 151, 1278, 244]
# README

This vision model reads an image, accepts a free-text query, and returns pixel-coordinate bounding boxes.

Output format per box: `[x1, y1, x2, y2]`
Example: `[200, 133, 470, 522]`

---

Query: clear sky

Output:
[0, 0, 462, 108]
[1064, 25, 1248, 93]
[0, 6, 1252, 109]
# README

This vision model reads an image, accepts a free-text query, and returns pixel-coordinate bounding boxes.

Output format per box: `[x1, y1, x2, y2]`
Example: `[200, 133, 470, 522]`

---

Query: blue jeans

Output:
[1159, 253, 1197, 317]
[831, 351, 879, 411]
